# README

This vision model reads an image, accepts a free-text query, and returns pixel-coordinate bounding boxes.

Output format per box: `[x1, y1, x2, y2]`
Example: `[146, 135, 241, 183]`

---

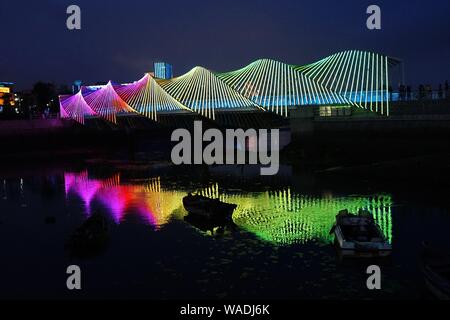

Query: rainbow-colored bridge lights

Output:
[60, 50, 396, 123]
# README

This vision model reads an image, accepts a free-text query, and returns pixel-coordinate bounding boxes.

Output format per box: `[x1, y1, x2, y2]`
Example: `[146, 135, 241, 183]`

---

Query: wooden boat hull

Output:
[184, 212, 236, 236]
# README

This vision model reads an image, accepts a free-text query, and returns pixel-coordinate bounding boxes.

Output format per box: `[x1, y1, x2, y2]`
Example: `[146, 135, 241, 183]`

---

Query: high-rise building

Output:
[72, 80, 82, 94]
[154, 62, 173, 79]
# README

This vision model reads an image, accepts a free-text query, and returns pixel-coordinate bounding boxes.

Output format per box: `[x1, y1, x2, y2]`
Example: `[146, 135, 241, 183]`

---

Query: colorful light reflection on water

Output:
[64, 171, 393, 245]
[64, 171, 186, 227]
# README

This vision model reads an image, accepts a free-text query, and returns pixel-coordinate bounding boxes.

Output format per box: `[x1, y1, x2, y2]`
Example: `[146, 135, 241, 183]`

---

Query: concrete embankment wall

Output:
[288, 101, 450, 168]
[292, 116, 450, 136]
[290, 99, 450, 138]
[0, 118, 147, 161]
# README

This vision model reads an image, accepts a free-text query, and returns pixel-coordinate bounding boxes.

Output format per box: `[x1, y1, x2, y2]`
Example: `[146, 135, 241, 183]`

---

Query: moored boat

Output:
[182, 193, 237, 219]
[331, 209, 392, 258]
[65, 213, 109, 258]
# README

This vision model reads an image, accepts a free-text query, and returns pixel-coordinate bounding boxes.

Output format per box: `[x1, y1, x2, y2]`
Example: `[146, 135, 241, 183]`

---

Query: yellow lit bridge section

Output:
[114, 74, 191, 121]
[156, 66, 262, 120]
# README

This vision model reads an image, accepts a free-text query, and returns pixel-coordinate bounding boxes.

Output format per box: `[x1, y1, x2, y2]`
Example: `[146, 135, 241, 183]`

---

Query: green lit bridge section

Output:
[295, 50, 392, 115]
[216, 58, 350, 117]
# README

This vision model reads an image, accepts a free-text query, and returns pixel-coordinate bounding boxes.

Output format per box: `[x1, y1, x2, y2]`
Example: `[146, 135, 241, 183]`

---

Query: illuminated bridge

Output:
[59, 50, 399, 125]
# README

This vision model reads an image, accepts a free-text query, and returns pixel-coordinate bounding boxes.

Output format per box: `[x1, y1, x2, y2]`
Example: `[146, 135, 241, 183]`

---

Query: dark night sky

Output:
[1, 0, 450, 90]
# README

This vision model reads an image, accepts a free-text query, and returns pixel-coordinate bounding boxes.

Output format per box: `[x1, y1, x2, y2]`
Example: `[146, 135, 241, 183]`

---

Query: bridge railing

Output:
[390, 90, 449, 102]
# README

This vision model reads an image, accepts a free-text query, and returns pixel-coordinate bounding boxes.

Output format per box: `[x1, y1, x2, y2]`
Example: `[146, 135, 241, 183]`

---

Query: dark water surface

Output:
[1, 158, 449, 300]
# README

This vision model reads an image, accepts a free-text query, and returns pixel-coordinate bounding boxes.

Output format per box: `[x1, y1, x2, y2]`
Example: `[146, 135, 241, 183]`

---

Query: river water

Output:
[1, 159, 449, 300]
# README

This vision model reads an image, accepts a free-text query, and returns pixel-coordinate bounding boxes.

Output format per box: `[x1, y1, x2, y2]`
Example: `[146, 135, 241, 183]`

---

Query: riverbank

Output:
[2, 115, 450, 190]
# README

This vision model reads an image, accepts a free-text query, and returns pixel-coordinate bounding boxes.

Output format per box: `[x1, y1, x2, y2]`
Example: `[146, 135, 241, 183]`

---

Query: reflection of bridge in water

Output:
[64, 171, 392, 245]
[198, 184, 392, 245]
[64, 172, 186, 226]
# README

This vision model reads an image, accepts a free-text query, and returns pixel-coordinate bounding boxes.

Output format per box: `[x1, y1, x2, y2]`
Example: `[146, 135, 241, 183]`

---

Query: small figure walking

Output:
[419, 84, 425, 100]
[445, 80, 449, 99]
[438, 84, 443, 99]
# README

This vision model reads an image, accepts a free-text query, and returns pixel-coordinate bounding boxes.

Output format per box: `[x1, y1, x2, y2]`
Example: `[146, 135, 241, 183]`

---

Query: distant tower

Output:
[72, 80, 82, 94]
[154, 62, 173, 79]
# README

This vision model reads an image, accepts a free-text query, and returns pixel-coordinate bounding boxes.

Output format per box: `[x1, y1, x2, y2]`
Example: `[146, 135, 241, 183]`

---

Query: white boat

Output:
[331, 209, 392, 258]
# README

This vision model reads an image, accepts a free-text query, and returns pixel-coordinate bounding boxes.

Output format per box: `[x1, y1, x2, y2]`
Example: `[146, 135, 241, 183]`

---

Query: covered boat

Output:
[331, 209, 392, 258]
[182, 193, 237, 219]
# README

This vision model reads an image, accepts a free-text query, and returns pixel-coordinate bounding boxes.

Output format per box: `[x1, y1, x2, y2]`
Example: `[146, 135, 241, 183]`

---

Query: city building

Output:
[0, 82, 15, 113]
[154, 62, 173, 79]
[72, 80, 82, 94]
